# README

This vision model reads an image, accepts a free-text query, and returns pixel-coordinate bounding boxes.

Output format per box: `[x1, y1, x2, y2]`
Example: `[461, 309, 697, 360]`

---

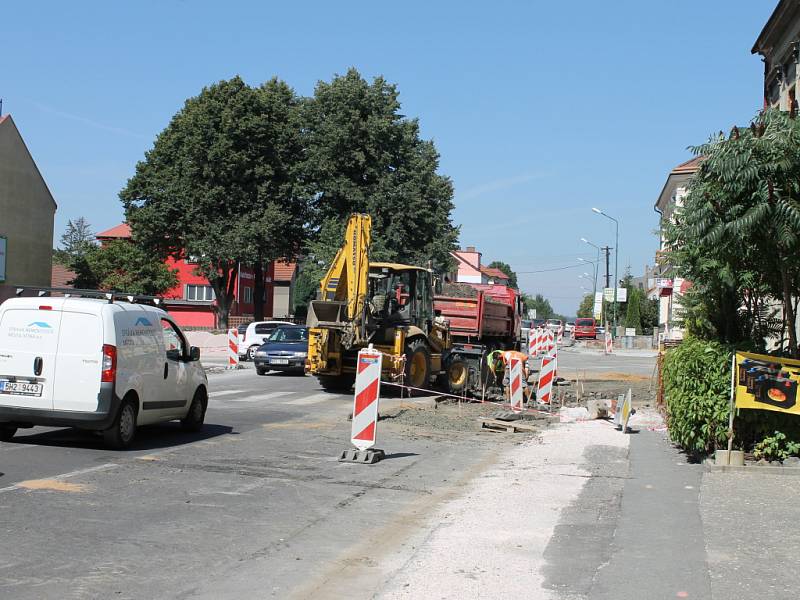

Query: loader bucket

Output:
[307, 300, 349, 327]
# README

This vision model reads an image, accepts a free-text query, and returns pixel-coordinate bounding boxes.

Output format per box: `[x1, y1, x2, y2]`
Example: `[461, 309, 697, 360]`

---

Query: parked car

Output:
[254, 325, 309, 375]
[531, 318, 546, 329]
[546, 318, 563, 333]
[240, 320, 293, 361]
[574, 317, 597, 340]
[0, 295, 207, 448]
[565, 322, 575, 335]
[520, 319, 532, 346]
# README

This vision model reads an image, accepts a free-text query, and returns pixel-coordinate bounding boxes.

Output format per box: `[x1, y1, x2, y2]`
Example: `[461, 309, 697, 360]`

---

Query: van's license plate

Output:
[0, 381, 43, 397]
[269, 359, 289, 365]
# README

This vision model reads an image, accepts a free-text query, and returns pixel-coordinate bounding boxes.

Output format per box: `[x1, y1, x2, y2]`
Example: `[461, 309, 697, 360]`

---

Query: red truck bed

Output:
[434, 291, 514, 341]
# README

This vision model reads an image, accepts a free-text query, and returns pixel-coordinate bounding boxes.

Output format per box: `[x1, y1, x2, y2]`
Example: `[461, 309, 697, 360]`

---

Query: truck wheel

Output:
[104, 398, 137, 449]
[405, 339, 431, 390]
[181, 388, 207, 432]
[0, 426, 17, 442]
[445, 357, 468, 393]
[317, 374, 355, 392]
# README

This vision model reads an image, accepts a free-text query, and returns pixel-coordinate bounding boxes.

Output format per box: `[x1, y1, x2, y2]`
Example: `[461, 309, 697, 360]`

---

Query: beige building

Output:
[0, 114, 57, 302]
[752, 0, 800, 110]
[653, 157, 702, 341]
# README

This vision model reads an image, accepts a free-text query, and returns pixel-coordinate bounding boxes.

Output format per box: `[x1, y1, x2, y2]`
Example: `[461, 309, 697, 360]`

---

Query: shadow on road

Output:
[382, 452, 419, 460]
[5, 422, 235, 452]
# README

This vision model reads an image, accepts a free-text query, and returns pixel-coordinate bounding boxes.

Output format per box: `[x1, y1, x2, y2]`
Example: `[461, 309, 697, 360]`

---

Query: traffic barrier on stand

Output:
[604, 331, 613, 355]
[537, 354, 557, 404]
[528, 333, 537, 358]
[547, 330, 555, 354]
[227, 329, 239, 369]
[557, 328, 564, 346]
[536, 328, 545, 357]
[508, 356, 524, 413]
[339, 345, 385, 464]
[620, 388, 633, 433]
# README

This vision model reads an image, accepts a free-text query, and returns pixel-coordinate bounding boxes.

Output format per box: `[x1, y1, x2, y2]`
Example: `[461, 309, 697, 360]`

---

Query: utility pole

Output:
[602, 246, 611, 290]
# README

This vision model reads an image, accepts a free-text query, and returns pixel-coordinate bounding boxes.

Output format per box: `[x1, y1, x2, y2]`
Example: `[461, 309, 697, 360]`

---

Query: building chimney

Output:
[465, 246, 476, 253]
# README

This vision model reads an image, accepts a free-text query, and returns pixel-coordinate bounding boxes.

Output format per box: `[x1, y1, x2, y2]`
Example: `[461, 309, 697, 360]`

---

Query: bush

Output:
[752, 431, 800, 462]
[663, 337, 732, 457]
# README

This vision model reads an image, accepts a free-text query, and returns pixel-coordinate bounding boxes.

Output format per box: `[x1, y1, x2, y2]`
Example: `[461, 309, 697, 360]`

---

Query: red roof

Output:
[480, 266, 510, 281]
[670, 156, 704, 175]
[51, 264, 76, 288]
[96, 223, 132, 240]
[274, 261, 297, 282]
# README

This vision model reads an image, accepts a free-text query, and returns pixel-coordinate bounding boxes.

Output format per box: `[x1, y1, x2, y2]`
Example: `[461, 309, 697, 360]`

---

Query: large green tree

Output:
[71, 240, 178, 295]
[577, 293, 594, 318]
[302, 69, 458, 272]
[54, 217, 96, 266]
[665, 108, 796, 353]
[120, 76, 309, 328]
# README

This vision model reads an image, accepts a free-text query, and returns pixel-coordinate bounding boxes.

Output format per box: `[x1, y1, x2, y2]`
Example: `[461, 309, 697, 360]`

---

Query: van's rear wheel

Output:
[104, 398, 137, 449]
[0, 426, 17, 442]
[181, 388, 207, 432]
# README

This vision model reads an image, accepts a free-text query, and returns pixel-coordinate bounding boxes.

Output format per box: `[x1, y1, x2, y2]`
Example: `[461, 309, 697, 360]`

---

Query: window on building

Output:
[243, 286, 253, 304]
[186, 284, 215, 301]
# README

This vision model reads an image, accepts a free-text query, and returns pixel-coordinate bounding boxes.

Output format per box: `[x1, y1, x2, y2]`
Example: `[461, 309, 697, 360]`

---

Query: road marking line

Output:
[217, 391, 296, 403]
[209, 389, 240, 398]
[0, 463, 118, 494]
[283, 393, 331, 406]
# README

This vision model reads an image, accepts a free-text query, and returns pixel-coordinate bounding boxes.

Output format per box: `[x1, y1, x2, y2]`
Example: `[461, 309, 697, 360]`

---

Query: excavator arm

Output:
[318, 213, 372, 320]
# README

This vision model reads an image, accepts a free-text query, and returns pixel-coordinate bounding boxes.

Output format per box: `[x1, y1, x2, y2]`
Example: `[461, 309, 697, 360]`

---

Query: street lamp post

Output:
[580, 237, 602, 298]
[592, 208, 619, 335]
[577, 258, 598, 297]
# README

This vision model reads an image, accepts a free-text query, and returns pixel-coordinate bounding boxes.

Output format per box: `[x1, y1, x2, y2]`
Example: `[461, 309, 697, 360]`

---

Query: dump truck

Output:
[306, 214, 452, 392]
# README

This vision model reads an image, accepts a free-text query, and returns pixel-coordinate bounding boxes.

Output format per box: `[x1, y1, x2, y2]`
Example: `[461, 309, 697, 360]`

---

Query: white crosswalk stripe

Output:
[283, 393, 333, 406]
[212, 391, 296, 403]
[209, 389, 241, 398]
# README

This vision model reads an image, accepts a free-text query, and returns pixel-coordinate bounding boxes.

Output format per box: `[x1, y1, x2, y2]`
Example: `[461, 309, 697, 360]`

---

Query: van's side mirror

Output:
[189, 346, 201, 361]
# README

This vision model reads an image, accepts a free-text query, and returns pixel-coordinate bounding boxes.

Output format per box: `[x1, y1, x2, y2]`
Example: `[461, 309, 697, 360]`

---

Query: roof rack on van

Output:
[15, 286, 164, 306]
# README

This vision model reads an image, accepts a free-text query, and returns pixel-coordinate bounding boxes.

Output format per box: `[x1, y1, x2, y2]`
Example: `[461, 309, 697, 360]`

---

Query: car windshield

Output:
[576, 319, 594, 326]
[269, 327, 308, 342]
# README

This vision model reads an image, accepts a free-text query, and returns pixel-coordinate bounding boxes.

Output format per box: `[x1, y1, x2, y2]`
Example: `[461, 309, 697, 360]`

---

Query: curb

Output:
[705, 463, 800, 476]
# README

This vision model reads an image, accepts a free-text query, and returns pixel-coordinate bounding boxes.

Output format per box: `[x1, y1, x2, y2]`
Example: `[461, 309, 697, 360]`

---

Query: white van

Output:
[0, 295, 208, 448]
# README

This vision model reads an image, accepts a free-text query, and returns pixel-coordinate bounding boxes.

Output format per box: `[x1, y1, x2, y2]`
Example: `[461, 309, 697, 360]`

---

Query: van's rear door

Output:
[0, 304, 63, 409]
[51, 309, 103, 412]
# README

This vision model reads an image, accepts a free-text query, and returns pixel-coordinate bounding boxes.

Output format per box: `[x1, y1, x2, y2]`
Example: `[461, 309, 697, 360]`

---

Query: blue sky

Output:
[2, 0, 775, 314]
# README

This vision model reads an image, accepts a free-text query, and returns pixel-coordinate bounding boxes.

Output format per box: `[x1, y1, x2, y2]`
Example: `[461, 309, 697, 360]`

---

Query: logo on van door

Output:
[8, 322, 54, 340]
[134, 317, 153, 327]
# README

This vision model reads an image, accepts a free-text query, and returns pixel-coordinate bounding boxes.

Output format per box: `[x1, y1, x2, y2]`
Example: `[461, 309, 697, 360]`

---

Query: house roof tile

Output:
[96, 223, 132, 239]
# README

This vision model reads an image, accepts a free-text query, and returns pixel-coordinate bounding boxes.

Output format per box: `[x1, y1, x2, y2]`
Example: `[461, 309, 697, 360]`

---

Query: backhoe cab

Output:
[307, 214, 450, 392]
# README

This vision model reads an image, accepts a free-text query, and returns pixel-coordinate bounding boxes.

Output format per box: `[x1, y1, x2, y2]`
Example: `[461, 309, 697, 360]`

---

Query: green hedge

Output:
[663, 337, 731, 457]
[664, 336, 800, 458]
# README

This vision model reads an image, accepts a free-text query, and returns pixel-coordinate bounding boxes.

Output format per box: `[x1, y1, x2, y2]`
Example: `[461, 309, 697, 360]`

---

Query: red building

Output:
[96, 224, 295, 328]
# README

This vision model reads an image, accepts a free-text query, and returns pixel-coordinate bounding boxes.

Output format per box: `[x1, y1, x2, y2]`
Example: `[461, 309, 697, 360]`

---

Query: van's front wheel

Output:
[181, 388, 207, 432]
[0, 426, 17, 442]
[104, 398, 137, 449]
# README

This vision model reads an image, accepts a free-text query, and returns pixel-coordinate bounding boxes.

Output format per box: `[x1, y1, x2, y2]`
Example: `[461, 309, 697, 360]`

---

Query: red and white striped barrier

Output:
[508, 356, 524, 413]
[604, 331, 613, 355]
[547, 329, 555, 354]
[557, 327, 563, 346]
[536, 328, 545, 357]
[528, 333, 537, 358]
[227, 328, 239, 369]
[350, 346, 382, 451]
[537, 354, 557, 404]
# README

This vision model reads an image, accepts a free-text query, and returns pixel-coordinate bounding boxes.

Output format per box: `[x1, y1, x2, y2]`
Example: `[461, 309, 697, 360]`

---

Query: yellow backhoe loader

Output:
[306, 214, 451, 392]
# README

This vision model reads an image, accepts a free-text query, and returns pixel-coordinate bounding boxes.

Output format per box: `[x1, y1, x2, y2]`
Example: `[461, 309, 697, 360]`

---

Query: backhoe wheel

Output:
[445, 357, 468, 394]
[317, 374, 355, 393]
[405, 339, 431, 391]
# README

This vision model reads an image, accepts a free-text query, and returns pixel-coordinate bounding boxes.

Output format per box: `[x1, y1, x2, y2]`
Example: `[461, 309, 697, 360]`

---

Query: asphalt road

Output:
[0, 366, 502, 599]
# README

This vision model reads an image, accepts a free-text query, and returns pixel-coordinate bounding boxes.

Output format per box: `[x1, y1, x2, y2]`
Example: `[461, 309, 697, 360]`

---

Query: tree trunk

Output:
[253, 261, 265, 321]
[210, 261, 238, 330]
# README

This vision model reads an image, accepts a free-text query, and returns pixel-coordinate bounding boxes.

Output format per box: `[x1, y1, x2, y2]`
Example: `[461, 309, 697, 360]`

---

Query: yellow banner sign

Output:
[734, 351, 800, 416]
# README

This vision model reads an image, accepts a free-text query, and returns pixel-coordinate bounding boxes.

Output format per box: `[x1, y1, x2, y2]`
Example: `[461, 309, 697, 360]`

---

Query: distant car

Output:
[546, 319, 563, 333]
[597, 326, 606, 336]
[565, 322, 575, 334]
[520, 319, 532, 345]
[254, 326, 309, 375]
[240, 320, 293, 361]
[531, 318, 546, 329]
[574, 318, 597, 340]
